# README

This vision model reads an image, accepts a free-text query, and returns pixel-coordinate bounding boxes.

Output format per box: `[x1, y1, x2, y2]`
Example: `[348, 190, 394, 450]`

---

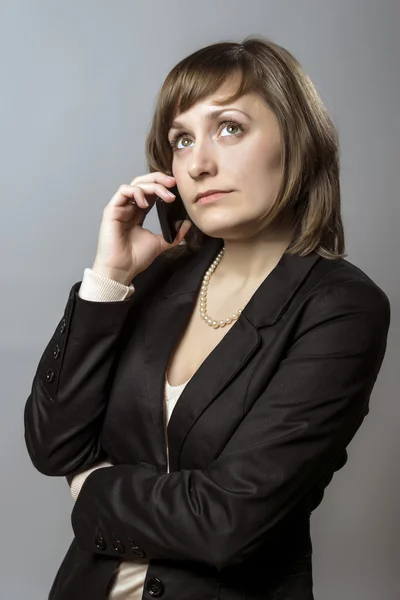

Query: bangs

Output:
[158, 45, 260, 136]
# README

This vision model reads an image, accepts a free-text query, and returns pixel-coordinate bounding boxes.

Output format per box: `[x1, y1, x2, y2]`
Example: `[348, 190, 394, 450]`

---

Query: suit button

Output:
[146, 577, 164, 597]
[46, 369, 55, 382]
[53, 345, 60, 359]
[128, 538, 145, 557]
[132, 545, 145, 557]
[112, 539, 125, 554]
[94, 533, 106, 551]
[60, 318, 66, 334]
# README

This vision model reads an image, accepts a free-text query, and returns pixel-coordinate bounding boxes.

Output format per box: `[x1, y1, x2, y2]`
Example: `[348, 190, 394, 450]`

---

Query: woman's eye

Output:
[220, 123, 241, 137]
[175, 137, 191, 149]
[170, 120, 244, 150]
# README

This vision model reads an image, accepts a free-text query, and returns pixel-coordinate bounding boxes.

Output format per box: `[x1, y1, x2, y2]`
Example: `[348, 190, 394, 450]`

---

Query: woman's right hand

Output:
[92, 172, 192, 285]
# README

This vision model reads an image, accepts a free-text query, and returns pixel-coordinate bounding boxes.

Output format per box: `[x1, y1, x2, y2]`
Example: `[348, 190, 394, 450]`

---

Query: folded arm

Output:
[70, 279, 390, 570]
[64, 269, 132, 496]
[24, 252, 174, 478]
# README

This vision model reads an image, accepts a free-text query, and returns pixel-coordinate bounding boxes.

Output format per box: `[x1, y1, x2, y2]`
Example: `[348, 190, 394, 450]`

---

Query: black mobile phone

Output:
[155, 184, 189, 244]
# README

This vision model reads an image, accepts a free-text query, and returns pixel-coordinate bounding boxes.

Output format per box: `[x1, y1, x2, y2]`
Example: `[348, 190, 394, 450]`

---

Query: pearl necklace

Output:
[199, 246, 243, 329]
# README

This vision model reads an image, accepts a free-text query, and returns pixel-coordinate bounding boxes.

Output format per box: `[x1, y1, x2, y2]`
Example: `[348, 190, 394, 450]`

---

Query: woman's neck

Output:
[214, 230, 293, 288]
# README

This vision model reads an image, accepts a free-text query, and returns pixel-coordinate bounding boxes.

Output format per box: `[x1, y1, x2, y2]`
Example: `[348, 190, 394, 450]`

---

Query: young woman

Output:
[24, 36, 391, 600]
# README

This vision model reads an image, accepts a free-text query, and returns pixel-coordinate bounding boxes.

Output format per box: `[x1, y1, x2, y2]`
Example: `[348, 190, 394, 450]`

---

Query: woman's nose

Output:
[187, 140, 217, 179]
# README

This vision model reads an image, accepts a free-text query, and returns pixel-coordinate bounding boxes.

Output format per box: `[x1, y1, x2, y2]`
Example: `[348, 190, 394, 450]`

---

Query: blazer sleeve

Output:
[70, 277, 391, 571]
[24, 252, 175, 478]
[63, 268, 130, 491]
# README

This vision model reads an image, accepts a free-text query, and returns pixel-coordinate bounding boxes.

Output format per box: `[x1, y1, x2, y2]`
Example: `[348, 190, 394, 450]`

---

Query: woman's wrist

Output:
[91, 263, 135, 286]
[79, 268, 135, 301]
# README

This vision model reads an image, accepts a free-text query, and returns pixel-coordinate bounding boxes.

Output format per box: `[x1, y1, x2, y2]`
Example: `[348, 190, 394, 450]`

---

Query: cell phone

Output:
[155, 184, 189, 244]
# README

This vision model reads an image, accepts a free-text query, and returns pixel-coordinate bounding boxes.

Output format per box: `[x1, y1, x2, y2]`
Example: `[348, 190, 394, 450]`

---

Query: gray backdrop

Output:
[1, 1, 398, 598]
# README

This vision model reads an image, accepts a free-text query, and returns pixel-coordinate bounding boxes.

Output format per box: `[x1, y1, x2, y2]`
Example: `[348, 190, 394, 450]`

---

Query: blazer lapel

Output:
[142, 236, 321, 472]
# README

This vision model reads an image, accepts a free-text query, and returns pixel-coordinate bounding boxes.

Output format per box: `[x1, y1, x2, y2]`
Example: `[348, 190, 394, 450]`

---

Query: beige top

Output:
[70, 267, 191, 599]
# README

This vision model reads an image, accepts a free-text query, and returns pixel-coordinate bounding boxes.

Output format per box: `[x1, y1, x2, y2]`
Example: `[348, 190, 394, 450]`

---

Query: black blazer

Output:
[24, 237, 391, 600]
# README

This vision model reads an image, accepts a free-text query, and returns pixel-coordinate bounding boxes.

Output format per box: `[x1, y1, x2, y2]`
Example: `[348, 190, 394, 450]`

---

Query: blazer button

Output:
[128, 538, 145, 557]
[112, 539, 125, 554]
[94, 533, 106, 551]
[53, 345, 60, 359]
[146, 577, 164, 597]
[60, 318, 66, 334]
[46, 369, 55, 382]
[132, 545, 145, 557]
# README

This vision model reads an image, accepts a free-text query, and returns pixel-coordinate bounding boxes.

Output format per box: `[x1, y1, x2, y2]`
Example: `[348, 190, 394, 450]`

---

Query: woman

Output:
[24, 36, 391, 600]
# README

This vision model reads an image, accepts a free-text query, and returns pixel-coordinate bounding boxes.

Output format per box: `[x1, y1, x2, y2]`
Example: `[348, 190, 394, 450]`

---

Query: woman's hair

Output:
[145, 35, 346, 261]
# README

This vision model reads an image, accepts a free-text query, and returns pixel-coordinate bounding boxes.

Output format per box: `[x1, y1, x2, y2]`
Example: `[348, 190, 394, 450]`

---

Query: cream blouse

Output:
[69, 267, 191, 599]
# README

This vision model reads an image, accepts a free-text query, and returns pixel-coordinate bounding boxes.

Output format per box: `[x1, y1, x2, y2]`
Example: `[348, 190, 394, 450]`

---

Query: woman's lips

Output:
[197, 191, 232, 204]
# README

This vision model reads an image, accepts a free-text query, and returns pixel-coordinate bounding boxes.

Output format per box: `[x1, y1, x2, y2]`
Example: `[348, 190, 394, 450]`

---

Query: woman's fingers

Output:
[110, 182, 176, 210]
[130, 172, 176, 188]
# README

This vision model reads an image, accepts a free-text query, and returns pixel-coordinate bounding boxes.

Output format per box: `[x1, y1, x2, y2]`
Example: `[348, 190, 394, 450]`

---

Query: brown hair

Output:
[145, 35, 346, 261]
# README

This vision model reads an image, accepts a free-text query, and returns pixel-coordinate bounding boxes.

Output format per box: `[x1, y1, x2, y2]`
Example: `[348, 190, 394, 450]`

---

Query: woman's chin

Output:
[190, 209, 257, 239]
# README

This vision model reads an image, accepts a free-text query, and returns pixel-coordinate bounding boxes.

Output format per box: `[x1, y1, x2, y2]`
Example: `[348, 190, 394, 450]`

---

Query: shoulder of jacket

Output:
[306, 256, 390, 320]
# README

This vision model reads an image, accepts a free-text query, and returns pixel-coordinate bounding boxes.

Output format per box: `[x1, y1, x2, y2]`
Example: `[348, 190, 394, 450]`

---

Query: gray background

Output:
[1, 1, 398, 598]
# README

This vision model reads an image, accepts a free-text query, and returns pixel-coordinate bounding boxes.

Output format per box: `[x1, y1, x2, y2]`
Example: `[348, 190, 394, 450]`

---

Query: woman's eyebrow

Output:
[169, 108, 252, 131]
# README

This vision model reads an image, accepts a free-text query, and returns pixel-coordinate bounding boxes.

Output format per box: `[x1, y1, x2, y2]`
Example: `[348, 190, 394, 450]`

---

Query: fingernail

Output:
[167, 192, 175, 198]
[144, 199, 149, 207]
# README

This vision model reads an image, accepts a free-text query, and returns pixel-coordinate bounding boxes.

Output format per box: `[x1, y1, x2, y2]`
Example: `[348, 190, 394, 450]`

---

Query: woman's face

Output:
[168, 75, 284, 240]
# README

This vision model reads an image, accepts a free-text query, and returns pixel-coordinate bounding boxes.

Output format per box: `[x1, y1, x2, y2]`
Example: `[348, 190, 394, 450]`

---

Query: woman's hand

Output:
[92, 172, 192, 285]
